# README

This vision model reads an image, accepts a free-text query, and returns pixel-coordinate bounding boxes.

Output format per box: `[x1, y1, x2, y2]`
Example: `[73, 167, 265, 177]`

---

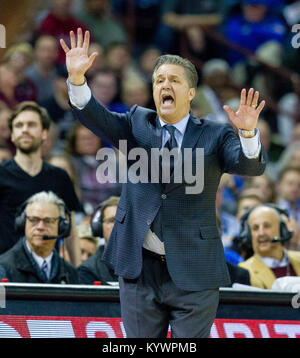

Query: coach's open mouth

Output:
[161, 94, 175, 107]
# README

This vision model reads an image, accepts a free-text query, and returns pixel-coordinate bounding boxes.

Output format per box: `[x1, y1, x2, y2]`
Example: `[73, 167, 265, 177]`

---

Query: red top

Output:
[38, 12, 88, 64]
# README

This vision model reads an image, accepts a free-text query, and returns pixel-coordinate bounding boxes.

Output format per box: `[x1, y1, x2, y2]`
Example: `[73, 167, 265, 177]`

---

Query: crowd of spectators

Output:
[0, 0, 300, 289]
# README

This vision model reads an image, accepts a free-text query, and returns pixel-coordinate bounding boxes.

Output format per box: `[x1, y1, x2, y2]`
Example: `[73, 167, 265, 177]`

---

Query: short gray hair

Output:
[25, 191, 66, 217]
[152, 54, 198, 89]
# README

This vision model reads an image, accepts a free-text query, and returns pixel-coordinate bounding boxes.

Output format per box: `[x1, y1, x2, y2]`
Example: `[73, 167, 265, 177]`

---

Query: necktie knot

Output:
[164, 125, 178, 150]
[165, 125, 176, 137]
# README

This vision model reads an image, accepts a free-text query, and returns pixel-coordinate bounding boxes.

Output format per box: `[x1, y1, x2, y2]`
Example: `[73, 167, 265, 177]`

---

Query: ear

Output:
[189, 88, 196, 102]
[11, 131, 16, 143]
[42, 129, 48, 142]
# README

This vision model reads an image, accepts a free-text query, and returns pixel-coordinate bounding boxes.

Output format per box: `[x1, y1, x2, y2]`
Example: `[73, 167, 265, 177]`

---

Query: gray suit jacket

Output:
[71, 96, 267, 291]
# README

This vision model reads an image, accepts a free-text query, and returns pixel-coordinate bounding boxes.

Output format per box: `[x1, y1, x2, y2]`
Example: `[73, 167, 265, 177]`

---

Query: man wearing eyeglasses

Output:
[0, 191, 78, 284]
[78, 196, 119, 285]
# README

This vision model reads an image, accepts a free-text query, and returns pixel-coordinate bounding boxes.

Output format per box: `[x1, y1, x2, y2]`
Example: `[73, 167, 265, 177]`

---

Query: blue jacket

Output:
[71, 96, 267, 291]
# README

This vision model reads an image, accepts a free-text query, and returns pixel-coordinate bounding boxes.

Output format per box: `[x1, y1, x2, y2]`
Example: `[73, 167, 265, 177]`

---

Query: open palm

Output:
[223, 88, 265, 131]
[60, 28, 98, 84]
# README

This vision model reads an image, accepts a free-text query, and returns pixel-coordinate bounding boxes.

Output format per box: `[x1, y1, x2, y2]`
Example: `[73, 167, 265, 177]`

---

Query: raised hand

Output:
[60, 28, 98, 85]
[223, 88, 265, 132]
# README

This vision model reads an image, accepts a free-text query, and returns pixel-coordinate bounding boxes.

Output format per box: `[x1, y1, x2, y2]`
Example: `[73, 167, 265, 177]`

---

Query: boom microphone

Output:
[271, 237, 291, 243]
[43, 235, 60, 240]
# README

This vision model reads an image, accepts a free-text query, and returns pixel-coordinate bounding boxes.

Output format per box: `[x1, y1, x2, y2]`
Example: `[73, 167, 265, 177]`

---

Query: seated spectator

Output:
[75, 0, 127, 52]
[37, 0, 88, 65]
[77, 224, 98, 264]
[0, 64, 19, 109]
[89, 69, 127, 113]
[277, 166, 300, 227]
[0, 103, 13, 153]
[227, 192, 263, 261]
[26, 35, 60, 103]
[112, 0, 161, 55]
[78, 196, 119, 285]
[40, 69, 76, 139]
[275, 141, 300, 180]
[193, 59, 240, 123]
[244, 173, 277, 203]
[104, 42, 137, 85]
[0, 191, 78, 284]
[223, 0, 287, 66]
[65, 122, 122, 210]
[239, 204, 300, 289]
[85, 42, 106, 81]
[138, 47, 162, 85]
[137, 46, 161, 110]
[256, 119, 284, 179]
[121, 72, 151, 110]
[159, 0, 223, 56]
[216, 212, 251, 286]
[41, 122, 61, 161]
[277, 80, 300, 146]
[3, 43, 38, 103]
[216, 179, 240, 249]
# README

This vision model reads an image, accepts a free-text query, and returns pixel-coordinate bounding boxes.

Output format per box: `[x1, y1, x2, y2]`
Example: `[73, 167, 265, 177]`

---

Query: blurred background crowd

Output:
[0, 0, 300, 286]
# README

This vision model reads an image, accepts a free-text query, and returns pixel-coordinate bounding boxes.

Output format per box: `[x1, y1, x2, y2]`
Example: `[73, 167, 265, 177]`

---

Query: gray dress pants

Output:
[119, 249, 219, 338]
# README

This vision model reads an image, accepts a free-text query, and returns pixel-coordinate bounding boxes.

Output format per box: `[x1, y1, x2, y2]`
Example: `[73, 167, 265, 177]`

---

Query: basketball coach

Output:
[61, 28, 267, 338]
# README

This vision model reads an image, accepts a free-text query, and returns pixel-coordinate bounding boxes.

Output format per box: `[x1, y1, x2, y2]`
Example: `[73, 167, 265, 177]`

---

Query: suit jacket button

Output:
[146, 219, 151, 225]
[161, 194, 167, 199]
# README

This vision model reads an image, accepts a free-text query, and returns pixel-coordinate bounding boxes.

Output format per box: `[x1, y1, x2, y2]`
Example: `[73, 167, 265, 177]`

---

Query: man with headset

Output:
[239, 204, 300, 289]
[0, 191, 78, 284]
[78, 196, 119, 285]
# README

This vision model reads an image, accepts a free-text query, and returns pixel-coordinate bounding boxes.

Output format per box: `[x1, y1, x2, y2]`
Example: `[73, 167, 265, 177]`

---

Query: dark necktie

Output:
[150, 125, 179, 242]
[164, 125, 178, 150]
[41, 260, 48, 279]
[164, 125, 178, 178]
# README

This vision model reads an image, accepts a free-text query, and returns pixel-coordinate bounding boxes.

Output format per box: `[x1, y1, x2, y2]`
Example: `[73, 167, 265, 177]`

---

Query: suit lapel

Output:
[252, 255, 276, 289]
[150, 116, 162, 149]
[164, 114, 204, 193]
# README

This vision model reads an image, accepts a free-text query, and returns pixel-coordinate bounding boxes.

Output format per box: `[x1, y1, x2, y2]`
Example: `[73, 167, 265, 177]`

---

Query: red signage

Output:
[0, 316, 299, 338]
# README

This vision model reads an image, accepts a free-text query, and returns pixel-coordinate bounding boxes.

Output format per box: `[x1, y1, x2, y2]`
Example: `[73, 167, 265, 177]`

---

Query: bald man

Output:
[239, 205, 300, 289]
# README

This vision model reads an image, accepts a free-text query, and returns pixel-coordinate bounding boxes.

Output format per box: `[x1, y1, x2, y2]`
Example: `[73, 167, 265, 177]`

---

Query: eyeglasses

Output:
[102, 217, 115, 225]
[26, 216, 60, 226]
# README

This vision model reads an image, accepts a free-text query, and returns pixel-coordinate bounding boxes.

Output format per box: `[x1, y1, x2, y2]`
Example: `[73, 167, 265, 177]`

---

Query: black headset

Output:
[238, 203, 294, 252]
[15, 198, 72, 239]
[90, 202, 104, 238]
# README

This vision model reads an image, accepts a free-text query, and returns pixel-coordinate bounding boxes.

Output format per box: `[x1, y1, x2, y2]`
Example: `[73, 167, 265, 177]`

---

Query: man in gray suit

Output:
[61, 28, 266, 338]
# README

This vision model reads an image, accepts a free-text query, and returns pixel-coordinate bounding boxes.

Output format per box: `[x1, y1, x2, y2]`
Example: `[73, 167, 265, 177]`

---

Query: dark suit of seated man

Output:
[60, 28, 267, 338]
[0, 191, 78, 284]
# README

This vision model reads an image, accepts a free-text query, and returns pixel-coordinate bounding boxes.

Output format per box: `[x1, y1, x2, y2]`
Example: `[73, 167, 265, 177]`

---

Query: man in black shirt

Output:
[0, 101, 81, 266]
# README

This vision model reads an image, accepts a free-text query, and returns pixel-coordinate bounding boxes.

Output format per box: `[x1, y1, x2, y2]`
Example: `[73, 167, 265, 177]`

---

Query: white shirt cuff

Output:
[67, 78, 91, 110]
[238, 128, 261, 159]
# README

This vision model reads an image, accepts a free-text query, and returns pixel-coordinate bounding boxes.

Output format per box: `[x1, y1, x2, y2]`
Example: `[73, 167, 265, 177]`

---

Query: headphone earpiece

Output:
[15, 201, 27, 236]
[90, 203, 103, 238]
[57, 205, 72, 238]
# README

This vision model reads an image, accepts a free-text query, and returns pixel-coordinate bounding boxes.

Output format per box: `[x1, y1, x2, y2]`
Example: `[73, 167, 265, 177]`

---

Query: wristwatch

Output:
[238, 129, 256, 138]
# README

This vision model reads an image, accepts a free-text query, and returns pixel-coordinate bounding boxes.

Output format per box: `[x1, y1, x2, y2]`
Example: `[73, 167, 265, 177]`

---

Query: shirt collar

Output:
[25, 240, 53, 268]
[159, 113, 190, 136]
[258, 250, 289, 268]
